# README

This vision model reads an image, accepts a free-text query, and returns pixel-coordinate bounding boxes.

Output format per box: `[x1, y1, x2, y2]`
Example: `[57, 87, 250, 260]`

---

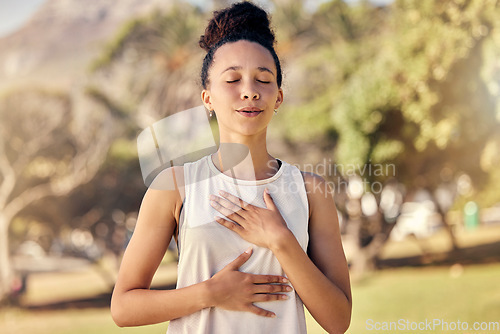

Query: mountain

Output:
[0, 0, 173, 93]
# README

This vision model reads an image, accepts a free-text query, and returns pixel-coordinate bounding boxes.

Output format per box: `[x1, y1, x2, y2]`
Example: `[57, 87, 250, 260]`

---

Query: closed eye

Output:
[258, 80, 271, 84]
[226, 80, 239, 83]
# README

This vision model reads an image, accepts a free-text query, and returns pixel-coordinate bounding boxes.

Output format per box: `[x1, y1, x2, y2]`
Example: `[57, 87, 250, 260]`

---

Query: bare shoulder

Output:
[300, 171, 327, 186]
[298, 171, 333, 222]
[142, 165, 185, 228]
[300, 171, 333, 201]
[149, 165, 185, 194]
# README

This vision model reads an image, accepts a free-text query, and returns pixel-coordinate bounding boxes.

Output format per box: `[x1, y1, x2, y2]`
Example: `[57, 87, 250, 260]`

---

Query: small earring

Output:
[274, 109, 278, 115]
[209, 110, 213, 117]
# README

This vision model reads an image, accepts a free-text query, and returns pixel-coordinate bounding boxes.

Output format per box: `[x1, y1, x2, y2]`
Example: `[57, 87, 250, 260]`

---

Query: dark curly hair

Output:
[199, 1, 282, 89]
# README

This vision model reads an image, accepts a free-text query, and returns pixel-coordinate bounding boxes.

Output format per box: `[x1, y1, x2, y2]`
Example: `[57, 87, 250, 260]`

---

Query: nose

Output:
[240, 83, 260, 100]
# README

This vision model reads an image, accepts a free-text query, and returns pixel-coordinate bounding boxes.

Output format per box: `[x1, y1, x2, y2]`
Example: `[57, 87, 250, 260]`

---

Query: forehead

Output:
[211, 40, 276, 73]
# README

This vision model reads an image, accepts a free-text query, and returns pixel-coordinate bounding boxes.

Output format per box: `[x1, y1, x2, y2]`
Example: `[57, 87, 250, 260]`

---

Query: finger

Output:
[263, 187, 277, 210]
[252, 293, 289, 302]
[246, 304, 276, 318]
[250, 274, 289, 284]
[253, 284, 293, 294]
[226, 247, 253, 270]
[211, 195, 244, 215]
[214, 216, 245, 234]
[219, 190, 251, 209]
[210, 199, 244, 222]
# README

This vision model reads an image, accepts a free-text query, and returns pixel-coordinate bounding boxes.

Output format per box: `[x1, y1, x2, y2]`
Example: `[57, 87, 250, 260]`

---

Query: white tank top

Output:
[166, 155, 309, 334]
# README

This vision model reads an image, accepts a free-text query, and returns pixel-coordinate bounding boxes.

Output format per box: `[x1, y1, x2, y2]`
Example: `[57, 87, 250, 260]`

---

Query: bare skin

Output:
[111, 40, 351, 333]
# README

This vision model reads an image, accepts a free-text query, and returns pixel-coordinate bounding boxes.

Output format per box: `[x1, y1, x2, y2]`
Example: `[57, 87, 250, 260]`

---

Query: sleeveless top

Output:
[166, 155, 309, 334]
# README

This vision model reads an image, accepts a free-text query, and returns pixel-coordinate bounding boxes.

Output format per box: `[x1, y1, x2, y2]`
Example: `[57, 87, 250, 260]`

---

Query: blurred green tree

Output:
[278, 0, 500, 276]
[75, 2, 208, 268]
[89, 3, 204, 122]
[0, 88, 115, 302]
[5, 0, 498, 292]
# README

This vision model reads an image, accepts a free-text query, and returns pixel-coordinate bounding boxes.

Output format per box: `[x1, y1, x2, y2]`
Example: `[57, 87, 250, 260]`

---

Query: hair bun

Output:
[199, 1, 275, 52]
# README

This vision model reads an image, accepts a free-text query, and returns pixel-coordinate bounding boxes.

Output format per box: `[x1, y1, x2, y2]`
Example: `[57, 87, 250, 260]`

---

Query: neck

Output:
[213, 131, 279, 181]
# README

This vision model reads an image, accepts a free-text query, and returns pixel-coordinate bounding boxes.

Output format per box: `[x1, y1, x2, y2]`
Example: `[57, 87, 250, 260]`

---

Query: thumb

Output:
[227, 247, 253, 270]
[263, 188, 277, 210]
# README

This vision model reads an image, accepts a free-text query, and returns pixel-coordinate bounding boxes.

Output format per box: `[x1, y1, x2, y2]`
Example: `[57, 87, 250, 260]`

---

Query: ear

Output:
[201, 89, 213, 111]
[274, 88, 284, 110]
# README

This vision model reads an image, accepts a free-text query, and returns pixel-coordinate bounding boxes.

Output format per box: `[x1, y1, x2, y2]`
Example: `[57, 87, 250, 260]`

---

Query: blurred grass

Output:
[1, 262, 499, 333]
[2, 227, 500, 334]
[348, 263, 500, 333]
[0, 307, 164, 334]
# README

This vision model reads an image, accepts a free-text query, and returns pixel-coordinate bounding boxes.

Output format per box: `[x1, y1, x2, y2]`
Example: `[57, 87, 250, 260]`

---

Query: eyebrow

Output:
[220, 66, 275, 76]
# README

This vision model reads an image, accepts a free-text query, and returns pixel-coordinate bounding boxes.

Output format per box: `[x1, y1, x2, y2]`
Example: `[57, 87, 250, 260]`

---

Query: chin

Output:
[227, 126, 264, 137]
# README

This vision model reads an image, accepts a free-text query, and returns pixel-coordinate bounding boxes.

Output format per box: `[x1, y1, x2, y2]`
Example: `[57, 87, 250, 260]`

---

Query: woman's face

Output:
[201, 40, 283, 139]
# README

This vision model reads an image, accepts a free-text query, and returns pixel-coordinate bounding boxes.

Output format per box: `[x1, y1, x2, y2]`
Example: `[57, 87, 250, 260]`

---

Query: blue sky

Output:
[0, 0, 45, 37]
[0, 0, 393, 38]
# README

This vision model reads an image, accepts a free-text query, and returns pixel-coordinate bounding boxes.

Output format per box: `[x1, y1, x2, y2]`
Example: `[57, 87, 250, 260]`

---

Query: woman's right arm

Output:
[110, 167, 291, 327]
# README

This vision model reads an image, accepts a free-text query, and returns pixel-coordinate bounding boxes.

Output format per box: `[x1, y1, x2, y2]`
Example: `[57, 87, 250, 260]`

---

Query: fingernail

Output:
[285, 286, 293, 292]
[209, 194, 216, 200]
[270, 313, 276, 318]
[281, 295, 289, 300]
[244, 247, 252, 254]
[282, 277, 289, 283]
[219, 190, 226, 196]
[264, 187, 269, 194]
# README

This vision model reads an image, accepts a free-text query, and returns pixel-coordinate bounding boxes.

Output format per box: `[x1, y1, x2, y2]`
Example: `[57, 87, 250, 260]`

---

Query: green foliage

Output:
[89, 3, 204, 73]
[277, 0, 500, 191]
[108, 138, 138, 164]
[89, 17, 145, 72]
[86, 0, 500, 209]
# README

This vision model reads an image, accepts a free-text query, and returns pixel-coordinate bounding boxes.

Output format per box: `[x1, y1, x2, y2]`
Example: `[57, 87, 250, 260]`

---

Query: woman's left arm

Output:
[273, 172, 352, 333]
[210, 172, 351, 333]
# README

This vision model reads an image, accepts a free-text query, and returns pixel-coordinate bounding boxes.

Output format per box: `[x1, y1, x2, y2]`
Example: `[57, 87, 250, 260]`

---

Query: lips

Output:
[237, 107, 263, 112]
[236, 107, 263, 117]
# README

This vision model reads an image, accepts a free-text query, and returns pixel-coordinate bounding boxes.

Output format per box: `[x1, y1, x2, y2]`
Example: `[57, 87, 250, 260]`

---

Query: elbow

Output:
[323, 303, 352, 334]
[111, 310, 125, 327]
[327, 322, 351, 334]
[110, 293, 130, 327]
[324, 318, 351, 334]
[330, 292, 352, 334]
[335, 300, 353, 334]
[112, 316, 127, 328]
[110, 303, 126, 327]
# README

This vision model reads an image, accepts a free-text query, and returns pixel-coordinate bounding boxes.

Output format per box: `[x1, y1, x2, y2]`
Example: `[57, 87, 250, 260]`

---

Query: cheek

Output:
[212, 84, 238, 100]
[209, 88, 233, 109]
[262, 87, 280, 100]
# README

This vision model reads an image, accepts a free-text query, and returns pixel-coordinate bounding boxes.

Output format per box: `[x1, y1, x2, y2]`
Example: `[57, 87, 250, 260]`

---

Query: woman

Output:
[111, 2, 351, 333]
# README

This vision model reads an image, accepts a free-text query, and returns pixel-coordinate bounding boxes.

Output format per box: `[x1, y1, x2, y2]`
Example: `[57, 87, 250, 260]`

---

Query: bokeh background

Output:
[1, 0, 500, 333]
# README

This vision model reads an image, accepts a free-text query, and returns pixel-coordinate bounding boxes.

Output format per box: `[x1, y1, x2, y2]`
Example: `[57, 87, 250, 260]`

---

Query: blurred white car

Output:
[390, 200, 442, 241]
